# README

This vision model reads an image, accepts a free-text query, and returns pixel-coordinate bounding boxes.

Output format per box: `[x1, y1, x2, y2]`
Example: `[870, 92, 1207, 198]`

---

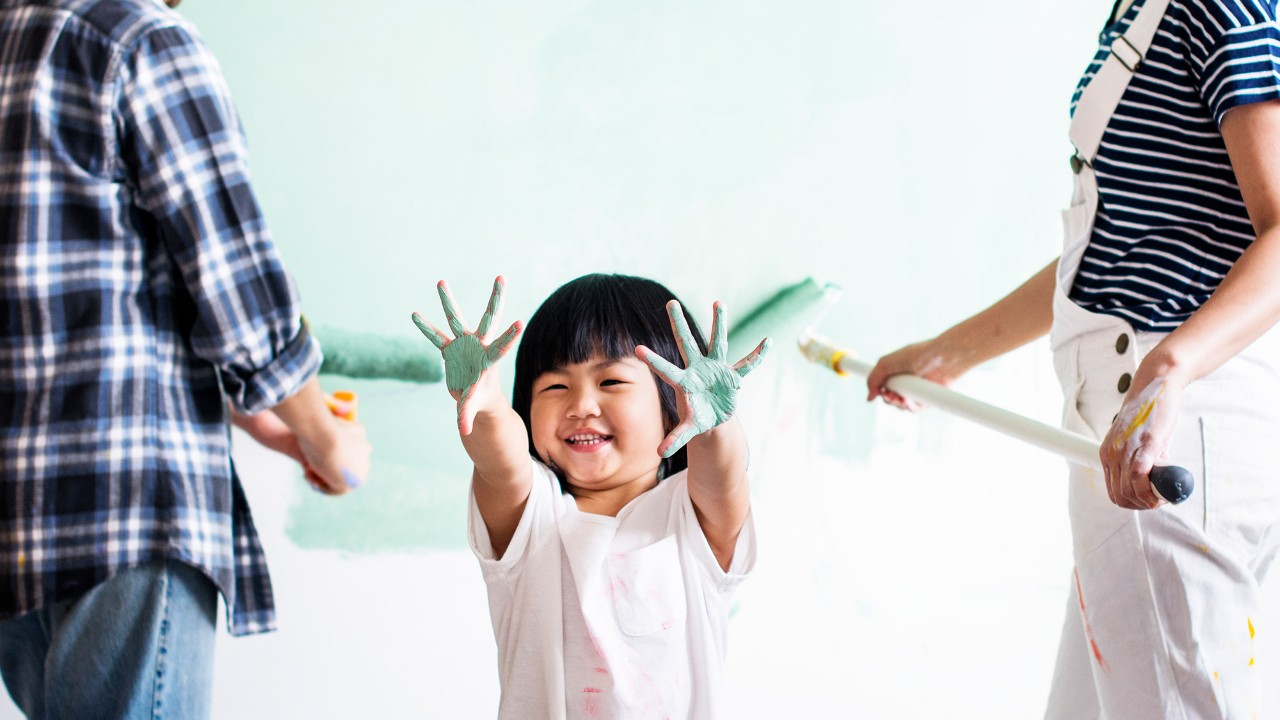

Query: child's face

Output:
[530, 354, 666, 496]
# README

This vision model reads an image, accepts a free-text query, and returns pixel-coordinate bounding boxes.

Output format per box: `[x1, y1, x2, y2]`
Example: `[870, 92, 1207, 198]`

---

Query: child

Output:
[412, 273, 769, 720]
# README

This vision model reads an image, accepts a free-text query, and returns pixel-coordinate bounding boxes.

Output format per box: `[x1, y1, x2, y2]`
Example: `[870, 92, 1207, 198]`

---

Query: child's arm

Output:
[637, 301, 769, 571]
[413, 277, 531, 557]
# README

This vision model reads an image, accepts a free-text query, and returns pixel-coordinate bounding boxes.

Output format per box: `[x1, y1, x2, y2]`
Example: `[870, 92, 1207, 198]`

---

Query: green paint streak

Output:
[729, 277, 840, 359]
[313, 324, 442, 384]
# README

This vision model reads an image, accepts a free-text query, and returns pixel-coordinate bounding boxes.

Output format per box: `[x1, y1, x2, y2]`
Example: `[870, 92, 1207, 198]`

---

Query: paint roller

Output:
[798, 333, 1195, 504]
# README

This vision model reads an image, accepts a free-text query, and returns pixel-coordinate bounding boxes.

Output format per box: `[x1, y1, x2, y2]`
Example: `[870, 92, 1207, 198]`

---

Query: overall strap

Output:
[1069, 0, 1172, 166]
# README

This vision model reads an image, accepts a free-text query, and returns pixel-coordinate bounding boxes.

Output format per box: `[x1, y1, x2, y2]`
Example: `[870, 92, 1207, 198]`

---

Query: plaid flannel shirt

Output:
[0, 0, 320, 635]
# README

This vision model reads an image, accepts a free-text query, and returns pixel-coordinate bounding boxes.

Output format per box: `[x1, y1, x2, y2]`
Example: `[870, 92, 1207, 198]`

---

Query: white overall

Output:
[1044, 1, 1280, 717]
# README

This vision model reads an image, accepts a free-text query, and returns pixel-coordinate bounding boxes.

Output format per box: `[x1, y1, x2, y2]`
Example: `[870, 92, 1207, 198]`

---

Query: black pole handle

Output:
[1150, 465, 1195, 504]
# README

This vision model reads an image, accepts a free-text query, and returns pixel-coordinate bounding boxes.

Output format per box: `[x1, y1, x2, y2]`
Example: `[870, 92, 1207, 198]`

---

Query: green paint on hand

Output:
[441, 333, 489, 394]
[644, 300, 770, 458]
[411, 277, 521, 432]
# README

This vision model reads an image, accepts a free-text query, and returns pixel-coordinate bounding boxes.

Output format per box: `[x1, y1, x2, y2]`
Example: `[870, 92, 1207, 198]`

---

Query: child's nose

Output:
[566, 388, 601, 418]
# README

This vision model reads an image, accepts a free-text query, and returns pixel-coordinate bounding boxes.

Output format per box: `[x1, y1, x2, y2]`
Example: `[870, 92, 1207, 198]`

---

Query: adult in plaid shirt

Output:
[0, 0, 372, 717]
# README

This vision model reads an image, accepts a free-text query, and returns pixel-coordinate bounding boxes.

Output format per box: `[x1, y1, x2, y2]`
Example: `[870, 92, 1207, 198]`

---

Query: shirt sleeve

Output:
[113, 21, 319, 413]
[468, 459, 558, 579]
[676, 474, 757, 594]
[1181, 0, 1280, 124]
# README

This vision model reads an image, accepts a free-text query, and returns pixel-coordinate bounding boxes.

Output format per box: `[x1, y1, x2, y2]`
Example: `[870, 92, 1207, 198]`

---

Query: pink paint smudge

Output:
[582, 687, 603, 717]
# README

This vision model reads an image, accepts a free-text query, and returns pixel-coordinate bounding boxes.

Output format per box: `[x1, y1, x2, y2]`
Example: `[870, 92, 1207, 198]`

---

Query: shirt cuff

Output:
[225, 321, 322, 414]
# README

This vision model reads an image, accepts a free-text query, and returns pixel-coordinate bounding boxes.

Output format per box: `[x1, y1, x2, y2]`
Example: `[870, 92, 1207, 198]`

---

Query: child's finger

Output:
[732, 337, 771, 378]
[437, 280, 470, 337]
[485, 321, 523, 366]
[665, 301, 700, 365]
[658, 421, 698, 458]
[708, 302, 728, 362]
[411, 312, 449, 349]
[636, 345, 684, 386]
[475, 276, 506, 340]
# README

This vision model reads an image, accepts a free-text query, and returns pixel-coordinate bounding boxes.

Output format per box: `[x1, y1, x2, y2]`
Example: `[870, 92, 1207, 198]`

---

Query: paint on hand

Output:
[1075, 568, 1109, 672]
[411, 277, 521, 431]
[1114, 381, 1165, 448]
[640, 301, 771, 458]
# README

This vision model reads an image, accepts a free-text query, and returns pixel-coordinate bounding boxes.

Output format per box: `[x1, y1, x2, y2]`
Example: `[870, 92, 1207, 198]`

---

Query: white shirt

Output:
[469, 460, 755, 720]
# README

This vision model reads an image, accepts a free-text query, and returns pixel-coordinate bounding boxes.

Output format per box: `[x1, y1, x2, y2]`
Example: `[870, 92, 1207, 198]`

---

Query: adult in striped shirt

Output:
[868, 0, 1280, 716]
[0, 0, 371, 718]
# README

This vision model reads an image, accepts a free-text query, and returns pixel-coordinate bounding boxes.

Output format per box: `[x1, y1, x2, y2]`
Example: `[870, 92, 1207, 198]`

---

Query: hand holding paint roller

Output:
[232, 380, 370, 495]
[1099, 375, 1185, 510]
[411, 276, 522, 435]
[801, 334, 1195, 504]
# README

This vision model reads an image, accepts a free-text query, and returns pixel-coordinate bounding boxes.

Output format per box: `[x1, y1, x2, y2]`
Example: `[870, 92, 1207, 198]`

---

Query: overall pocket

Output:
[1201, 415, 1280, 569]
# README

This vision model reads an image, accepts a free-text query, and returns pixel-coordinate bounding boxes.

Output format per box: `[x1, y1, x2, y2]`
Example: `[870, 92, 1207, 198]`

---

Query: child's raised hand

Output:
[411, 276, 522, 435]
[637, 301, 770, 458]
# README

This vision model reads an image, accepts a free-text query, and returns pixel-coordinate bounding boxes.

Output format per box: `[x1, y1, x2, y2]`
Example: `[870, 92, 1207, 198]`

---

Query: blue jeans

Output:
[0, 559, 217, 720]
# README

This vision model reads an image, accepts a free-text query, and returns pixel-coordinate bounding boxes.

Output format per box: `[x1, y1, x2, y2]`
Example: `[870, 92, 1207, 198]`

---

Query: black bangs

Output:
[511, 274, 708, 484]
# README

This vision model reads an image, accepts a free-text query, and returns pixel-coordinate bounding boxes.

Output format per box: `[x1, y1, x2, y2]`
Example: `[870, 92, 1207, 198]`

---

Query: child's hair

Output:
[512, 274, 708, 485]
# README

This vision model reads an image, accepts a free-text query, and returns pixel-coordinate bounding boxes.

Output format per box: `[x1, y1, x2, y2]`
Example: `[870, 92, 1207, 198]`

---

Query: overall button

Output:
[1115, 333, 1129, 354]
[1117, 373, 1132, 393]
[1070, 154, 1085, 174]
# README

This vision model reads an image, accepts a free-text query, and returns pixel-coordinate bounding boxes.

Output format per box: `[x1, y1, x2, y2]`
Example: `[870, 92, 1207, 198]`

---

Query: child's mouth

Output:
[566, 433, 612, 446]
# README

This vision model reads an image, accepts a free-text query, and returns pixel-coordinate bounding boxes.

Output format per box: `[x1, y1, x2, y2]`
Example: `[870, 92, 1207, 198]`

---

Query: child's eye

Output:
[600, 379, 626, 387]
[539, 383, 568, 392]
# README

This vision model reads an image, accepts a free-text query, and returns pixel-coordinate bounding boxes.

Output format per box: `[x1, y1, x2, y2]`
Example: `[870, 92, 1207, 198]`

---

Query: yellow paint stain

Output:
[1249, 657, 1255, 667]
[1249, 617, 1256, 640]
[1197, 544, 1212, 555]
[16, 553, 23, 568]
[1119, 393, 1160, 443]
[1214, 671, 1219, 682]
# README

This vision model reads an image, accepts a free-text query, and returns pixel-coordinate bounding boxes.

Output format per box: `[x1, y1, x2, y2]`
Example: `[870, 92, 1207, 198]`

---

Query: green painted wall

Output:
[180, 0, 1107, 553]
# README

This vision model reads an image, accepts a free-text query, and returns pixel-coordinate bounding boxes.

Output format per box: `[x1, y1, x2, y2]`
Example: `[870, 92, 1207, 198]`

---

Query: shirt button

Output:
[1118, 373, 1132, 393]
[1115, 333, 1129, 354]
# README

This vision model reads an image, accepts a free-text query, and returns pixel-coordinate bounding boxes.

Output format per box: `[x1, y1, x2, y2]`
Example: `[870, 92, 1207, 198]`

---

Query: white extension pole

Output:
[799, 334, 1099, 468]
[798, 333, 1194, 502]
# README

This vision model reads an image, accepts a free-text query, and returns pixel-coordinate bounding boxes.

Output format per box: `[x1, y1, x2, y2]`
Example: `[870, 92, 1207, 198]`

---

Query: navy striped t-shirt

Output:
[1068, 0, 1280, 331]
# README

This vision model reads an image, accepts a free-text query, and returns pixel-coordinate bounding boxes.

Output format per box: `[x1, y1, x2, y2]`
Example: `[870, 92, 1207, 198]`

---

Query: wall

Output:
[7, 0, 1271, 717]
